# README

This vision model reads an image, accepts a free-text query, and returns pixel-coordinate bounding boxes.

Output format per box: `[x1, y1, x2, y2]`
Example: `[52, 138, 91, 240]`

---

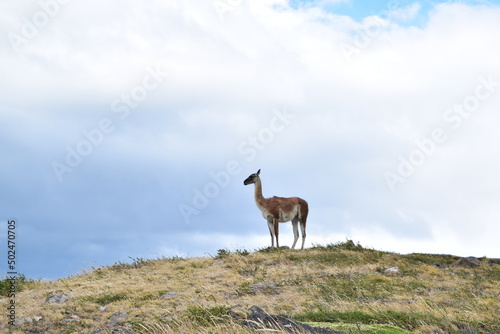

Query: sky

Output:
[1, 0, 500, 280]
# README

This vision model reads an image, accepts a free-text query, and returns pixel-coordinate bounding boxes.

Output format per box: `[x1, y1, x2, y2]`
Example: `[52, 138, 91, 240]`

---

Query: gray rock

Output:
[488, 258, 500, 265]
[456, 257, 481, 267]
[240, 305, 346, 334]
[94, 328, 137, 334]
[159, 291, 180, 299]
[108, 311, 128, 326]
[110, 328, 137, 334]
[384, 267, 399, 274]
[14, 317, 33, 326]
[60, 314, 80, 323]
[45, 294, 69, 304]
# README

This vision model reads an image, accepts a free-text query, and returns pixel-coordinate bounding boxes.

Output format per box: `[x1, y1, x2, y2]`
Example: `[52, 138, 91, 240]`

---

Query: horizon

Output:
[2, 0, 500, 280]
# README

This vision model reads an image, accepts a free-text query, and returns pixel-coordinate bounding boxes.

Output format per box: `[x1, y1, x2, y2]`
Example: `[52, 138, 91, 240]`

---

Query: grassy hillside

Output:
[2, 241, 499, 333]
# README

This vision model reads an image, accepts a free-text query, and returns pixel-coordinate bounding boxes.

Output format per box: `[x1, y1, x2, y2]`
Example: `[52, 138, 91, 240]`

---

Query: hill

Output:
[2, 241, 499, 333]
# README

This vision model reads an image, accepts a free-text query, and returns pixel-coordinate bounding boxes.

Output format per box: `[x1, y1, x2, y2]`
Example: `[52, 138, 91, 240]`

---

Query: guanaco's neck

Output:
[254, 178, 266, 206]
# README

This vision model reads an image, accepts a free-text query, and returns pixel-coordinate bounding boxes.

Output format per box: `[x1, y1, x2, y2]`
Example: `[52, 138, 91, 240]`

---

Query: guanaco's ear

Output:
[256, 169, 261, 175]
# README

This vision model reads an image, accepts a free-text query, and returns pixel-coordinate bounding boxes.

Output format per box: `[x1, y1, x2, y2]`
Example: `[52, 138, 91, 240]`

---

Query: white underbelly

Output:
[260, 207, 299, 222]
[278, 211, 293, 222]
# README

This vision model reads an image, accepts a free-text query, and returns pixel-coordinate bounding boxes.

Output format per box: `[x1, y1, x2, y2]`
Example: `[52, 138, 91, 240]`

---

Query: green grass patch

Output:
[311, 240, 366, 252]
[294, 310, 441, 331]
[235, 282, 256, 296]
[402, 253, 459, 267]
[0, 274, 36, 297]
[315, 273, 396, 302]
[185, 305, 231, 326]
[110, 256, 153, 270]
[307, 322, 411, 334]
[82, 292, 128, 305]
[215, 248, 252, 259]
[294, 310, 376, 324]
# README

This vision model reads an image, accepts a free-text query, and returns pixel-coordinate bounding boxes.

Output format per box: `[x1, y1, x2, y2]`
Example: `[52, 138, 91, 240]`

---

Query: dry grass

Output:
[2, 242, 499, 333]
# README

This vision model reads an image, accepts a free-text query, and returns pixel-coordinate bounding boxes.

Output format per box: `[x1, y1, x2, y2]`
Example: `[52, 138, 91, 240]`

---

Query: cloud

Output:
[1, 0, 500, 279]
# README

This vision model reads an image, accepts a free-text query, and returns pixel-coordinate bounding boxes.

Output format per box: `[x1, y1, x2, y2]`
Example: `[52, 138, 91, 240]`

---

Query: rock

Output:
[488, 258, 500, 265]
[95, 329, 137, 334]
[240, 305, 346, 334]
[60, 314, 80, 323]
[159, 291, 180, 299]
[45, 294, 69, 304]
[249, 282, 279, 293]
[108, 311, 128, 326]
[99, 305, 107, 312]
[15, 317, 33, 326]
[110, 328, 137, 334]
[456, 257, 481, 267]
[384, 267, 399, 274]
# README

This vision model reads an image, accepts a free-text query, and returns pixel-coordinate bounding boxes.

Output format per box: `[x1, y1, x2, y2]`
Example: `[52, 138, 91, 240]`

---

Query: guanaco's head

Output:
[244, 169, 261, 185]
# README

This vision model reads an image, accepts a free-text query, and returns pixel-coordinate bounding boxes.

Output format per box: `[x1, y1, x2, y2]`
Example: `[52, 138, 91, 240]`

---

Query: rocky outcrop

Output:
[456, 256, 481, 267]
[108, 311, 129, 326]
[235, 305, 346, 334]
[45, 294, 69, 304]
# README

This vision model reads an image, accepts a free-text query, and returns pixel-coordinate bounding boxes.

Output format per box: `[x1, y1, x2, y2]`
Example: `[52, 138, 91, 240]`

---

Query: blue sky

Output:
[1, 0, 500, 279]
[291, 0, 416, 19]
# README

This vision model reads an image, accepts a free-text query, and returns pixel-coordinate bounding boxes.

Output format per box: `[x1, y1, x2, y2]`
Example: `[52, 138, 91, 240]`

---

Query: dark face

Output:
[244, 169, 261, 185]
